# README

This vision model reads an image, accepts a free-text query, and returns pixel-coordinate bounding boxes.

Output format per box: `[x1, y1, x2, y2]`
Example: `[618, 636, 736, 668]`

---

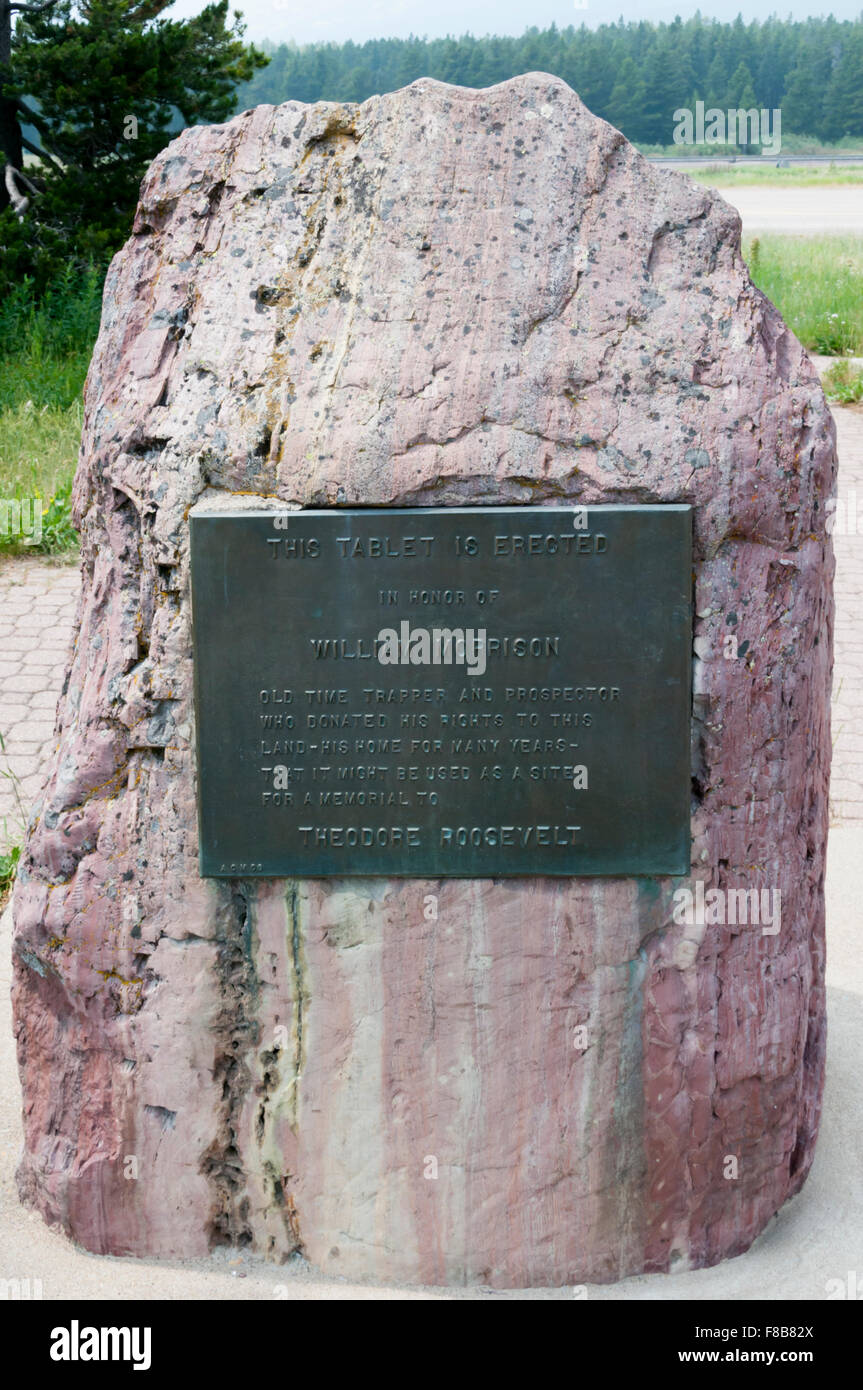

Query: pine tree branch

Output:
[20, 132, 62, 173]
[14, 99, 65, 170]
[3, 162, 31, 218]
[15, 96, 42, 123]
[9, 159, 37, 193]
[125, 0, 171, 21]
[9, 0, 63, 14]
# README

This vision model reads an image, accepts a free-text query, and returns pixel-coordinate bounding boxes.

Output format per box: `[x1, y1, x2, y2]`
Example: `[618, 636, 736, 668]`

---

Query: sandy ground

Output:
[1, 822, 860, 1302]
[699, 185, 863, 234]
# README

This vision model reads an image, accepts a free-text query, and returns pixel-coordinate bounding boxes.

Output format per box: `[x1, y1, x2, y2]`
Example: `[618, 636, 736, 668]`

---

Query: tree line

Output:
[235, 15, 863, 148]
[3, 8, 862, 304]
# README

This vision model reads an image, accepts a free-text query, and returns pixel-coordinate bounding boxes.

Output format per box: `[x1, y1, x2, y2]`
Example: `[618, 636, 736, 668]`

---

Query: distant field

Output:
[690, 165, 863, 187]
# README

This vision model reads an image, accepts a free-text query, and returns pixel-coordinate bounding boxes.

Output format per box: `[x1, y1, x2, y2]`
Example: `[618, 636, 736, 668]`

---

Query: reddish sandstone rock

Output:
[12, 74, 834, 1285]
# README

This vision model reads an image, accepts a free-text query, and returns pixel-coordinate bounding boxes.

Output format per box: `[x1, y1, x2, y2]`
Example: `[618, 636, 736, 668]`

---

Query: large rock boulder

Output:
[12, 74, 834, 1286]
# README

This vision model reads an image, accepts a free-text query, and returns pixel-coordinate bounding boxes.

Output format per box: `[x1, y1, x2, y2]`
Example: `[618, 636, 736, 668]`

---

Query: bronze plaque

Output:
[190, 506, 691, 877]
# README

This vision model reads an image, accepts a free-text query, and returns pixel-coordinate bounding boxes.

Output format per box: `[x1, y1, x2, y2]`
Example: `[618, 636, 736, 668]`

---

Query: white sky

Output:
[165, 1, 863, 46]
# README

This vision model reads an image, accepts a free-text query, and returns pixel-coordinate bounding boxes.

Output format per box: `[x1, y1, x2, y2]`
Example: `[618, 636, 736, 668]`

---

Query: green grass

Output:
[0, 402, 82, 554]
[0, 264, 102, 411]
[692, 165, 863, 187]
[641, 134, 863, 160]
[0, 265, 101, 556]
[0, 845, 20, 910]
[821, 359, 863, 403]
[0, 235, 860, 561]
[743, 235, 863, 357]
[0, 730, 24, 874]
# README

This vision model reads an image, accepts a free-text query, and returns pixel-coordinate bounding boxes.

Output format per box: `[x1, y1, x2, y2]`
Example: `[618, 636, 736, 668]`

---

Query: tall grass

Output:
[0, 263, 103, 410]
[0, 265, 102, 555]
[821, 359, 863, 403]
[743, 235, 863, 356]
[0, 236, 860, 559]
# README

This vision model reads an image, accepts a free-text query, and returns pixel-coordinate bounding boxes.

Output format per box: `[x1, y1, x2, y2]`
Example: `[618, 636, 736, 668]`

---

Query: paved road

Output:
[700, 185, 863, 234]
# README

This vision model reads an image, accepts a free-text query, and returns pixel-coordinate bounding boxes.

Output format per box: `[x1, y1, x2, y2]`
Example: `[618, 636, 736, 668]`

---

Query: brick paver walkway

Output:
[0, 562, 79, 853]
[829, 404, 863, 823]
[1, 405, 863, 850]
